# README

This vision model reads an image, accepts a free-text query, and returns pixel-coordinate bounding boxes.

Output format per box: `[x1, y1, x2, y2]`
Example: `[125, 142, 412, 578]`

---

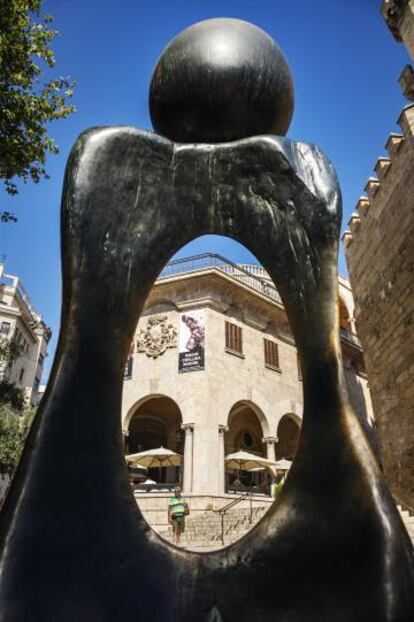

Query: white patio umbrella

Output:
[127, 464, 148, 473]
[275, 458, 292, 471]
[125, 446, 182, 468]
[127, 463, 148, 483]
[225, 450, 277, 471]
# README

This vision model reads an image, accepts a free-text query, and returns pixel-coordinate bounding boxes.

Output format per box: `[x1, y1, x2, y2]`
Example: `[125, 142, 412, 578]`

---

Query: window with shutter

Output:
[225, 321, 243, 355]
[264, 339, 280, 370]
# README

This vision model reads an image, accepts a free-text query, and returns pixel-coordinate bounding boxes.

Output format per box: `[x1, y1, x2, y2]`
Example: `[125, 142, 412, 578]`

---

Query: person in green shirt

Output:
[168, 486, 189, 546]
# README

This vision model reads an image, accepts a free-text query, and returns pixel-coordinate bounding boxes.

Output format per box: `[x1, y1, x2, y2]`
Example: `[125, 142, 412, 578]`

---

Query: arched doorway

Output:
[225, 401, 271, 494]
[276, 414, 301, 461]
[127, 395, 183, 485]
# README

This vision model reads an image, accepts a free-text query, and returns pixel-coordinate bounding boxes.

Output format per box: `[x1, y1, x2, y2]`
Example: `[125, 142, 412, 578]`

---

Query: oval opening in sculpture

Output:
[121, 236, 304, 552]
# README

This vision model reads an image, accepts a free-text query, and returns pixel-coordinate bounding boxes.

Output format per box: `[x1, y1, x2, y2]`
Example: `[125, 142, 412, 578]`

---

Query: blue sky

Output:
[0, 1, 410, 380]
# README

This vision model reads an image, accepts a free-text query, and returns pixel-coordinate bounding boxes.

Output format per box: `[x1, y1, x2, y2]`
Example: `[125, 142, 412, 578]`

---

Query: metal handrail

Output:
[132, 483, 179, 493]
[159, 253, 281, 302]
[213, 491, 253, 546]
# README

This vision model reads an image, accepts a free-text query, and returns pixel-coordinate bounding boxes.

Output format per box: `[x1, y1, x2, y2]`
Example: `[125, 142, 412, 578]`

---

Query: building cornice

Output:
[148, 263, 362, 353]
[156, 268, 284, 310]
[175, 295, 230, 314]
[0, 304, 38, 343]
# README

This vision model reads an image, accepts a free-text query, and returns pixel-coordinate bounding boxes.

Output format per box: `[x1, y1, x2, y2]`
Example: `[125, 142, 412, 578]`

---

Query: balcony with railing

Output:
[159, 253, 281, 303]
[340, 328, 362, 350]
[159, 253, 362, 351]
[0, 272, 39, 324]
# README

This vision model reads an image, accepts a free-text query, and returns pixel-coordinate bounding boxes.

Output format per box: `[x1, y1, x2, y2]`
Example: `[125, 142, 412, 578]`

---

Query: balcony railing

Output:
[159, 253, 362, 351]
[340, 328, 362, 350]
[159, 253, 281, 303]
[0, 272, 39, 323]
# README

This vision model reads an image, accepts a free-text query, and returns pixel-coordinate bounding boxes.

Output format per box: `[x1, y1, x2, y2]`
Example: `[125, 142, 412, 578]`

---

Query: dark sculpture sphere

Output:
[149, 18, 295, 143]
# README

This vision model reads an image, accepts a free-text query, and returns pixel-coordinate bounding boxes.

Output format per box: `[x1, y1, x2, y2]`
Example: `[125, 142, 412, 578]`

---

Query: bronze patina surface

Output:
[0, 18, 413, 622]
[150, 18, 294, 143]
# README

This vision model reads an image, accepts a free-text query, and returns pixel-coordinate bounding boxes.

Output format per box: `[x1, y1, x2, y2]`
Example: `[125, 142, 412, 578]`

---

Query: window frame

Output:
[264, 338, 280, 372]
[225, 321, 244, 357]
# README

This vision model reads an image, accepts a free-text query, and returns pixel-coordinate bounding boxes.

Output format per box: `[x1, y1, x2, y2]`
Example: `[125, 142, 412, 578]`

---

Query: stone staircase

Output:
[398, 506, 414, 545]
[159, 503, 414, 552]
[160, 505, 269, 550]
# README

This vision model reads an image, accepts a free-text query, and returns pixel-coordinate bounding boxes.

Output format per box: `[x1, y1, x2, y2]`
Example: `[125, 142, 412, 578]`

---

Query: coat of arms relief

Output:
[136, 315, 177, 358]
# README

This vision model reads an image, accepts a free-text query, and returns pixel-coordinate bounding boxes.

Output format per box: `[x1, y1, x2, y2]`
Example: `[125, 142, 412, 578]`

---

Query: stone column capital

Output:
[262, 436, 278, 445]
[218, 425, 229, 435]
[181, 423, 194, 434]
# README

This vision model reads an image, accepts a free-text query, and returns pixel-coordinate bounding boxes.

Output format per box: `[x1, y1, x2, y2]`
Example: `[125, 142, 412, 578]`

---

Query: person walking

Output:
[168, 486, 189, 547]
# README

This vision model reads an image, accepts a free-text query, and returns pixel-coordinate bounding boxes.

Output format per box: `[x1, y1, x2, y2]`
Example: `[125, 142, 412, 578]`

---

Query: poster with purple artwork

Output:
[178, 311, 205, 372]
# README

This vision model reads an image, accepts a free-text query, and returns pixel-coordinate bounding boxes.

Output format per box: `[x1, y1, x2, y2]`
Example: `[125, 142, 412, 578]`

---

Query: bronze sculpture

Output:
[0, 18, 413, 621]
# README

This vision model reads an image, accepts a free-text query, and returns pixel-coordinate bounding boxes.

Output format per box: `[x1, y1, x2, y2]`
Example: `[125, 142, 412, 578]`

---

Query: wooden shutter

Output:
[264, 339, 279, 369]
[225, 321, 243, 354]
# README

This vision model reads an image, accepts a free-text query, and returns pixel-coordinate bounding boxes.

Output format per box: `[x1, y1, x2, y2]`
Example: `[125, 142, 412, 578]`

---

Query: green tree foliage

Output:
[0, 404, 35, 473]
[0, 337, 26, 410]
[0, 0, 75, 219]
[0, 380, 25, 411]
[0, 336, 24, 364]
[0, 335, 35, 473]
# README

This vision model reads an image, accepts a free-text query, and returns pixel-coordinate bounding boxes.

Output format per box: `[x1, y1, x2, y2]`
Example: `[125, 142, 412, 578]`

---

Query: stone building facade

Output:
[121, 254, 372, 531]
[0, 262, 51, 406]
[342, 2, 414, 508]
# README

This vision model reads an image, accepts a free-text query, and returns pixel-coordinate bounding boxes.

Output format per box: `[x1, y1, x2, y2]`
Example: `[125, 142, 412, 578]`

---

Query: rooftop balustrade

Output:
[159, 253, 281, 302]
[159, 253, 363, 351]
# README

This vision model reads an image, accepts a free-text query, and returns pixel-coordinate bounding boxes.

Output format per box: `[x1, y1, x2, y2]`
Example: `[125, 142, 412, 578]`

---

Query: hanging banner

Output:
[178, 311, 205, 372]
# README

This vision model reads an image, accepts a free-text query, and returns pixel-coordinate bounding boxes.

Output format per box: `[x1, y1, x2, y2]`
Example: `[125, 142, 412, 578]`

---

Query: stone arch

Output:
[225, 400, 270, 457]
[219, 389, 273, 436]
[224, 400, 272, 493]
[226, 399, 271, 439]
[123, 392, 184, 432]
[125, 394, 184, 484]
[276, 413, 301, 461]
[273, 400, 303, 433]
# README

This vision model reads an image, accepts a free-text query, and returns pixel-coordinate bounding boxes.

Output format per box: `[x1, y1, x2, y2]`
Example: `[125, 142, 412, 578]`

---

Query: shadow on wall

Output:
[345, 370, 382, 465]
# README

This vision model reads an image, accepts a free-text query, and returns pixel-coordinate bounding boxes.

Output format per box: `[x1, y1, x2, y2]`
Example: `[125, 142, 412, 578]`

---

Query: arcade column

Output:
[181, 423, 194, 493]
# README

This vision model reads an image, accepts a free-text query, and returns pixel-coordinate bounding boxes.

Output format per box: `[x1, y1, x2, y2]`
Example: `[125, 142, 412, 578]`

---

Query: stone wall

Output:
[343, 104, 414, 507]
